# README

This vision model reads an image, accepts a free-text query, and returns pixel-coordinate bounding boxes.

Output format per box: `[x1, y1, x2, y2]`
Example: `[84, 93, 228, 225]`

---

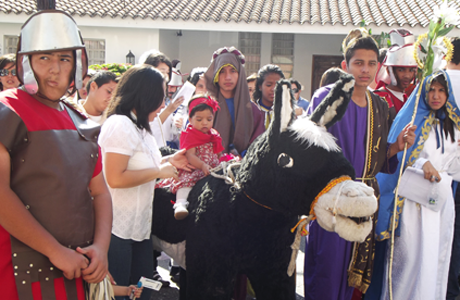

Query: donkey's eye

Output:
[277, 153, 294, 168]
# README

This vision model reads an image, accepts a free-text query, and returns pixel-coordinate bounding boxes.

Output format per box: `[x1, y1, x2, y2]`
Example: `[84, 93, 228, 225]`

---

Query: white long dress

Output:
[381, 123, 460, 300]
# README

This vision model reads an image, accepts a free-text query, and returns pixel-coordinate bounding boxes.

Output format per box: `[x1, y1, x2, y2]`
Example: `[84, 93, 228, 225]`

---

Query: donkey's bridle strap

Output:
[309, 176, 353, 220]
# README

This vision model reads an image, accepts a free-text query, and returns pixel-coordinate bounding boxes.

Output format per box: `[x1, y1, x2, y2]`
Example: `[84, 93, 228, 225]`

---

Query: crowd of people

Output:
[1, 8, 460, 300]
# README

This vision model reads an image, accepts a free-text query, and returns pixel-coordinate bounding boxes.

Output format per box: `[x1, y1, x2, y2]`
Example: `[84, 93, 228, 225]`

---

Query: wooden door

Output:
[311, 55, 344, 97]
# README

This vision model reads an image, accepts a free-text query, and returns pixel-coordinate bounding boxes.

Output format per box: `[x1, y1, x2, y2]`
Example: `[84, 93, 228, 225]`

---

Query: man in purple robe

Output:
[304, 28, 416, 300]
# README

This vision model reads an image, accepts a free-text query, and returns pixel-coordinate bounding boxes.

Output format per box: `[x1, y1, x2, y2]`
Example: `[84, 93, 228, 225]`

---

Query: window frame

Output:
[83, 38, 106, 66]
[239, 32, 262, 76]
[271, 33, 295, 78]
[3, 35, 19, 55]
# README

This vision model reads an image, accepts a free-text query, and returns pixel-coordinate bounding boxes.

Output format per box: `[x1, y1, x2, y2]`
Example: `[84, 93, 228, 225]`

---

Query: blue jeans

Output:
[447, 182, 460, 300]
[108, 234, 154, 300]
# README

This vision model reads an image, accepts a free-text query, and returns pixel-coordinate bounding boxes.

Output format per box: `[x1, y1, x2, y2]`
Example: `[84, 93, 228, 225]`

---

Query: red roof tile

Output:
[1, 0, 458, 27]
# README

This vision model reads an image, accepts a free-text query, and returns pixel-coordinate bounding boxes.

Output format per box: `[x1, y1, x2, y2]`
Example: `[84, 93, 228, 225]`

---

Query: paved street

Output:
[150, 236, 306, 300]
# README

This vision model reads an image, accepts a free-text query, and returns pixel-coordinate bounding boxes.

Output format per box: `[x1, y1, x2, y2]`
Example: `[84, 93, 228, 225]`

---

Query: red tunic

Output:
[374, 82, 408, 113]
[0, 89, 102, 300]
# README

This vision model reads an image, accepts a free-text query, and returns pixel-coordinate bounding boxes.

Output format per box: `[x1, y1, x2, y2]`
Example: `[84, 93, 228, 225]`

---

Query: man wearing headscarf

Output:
[204, 47, 255, 155]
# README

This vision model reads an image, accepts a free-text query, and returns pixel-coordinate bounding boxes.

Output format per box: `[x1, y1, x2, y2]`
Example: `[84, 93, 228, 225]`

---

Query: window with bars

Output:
[3, 35, 18, 55]
[84, 39, 106, 65]
[271, 33, 294, 78]
[239, 32, 261, 76]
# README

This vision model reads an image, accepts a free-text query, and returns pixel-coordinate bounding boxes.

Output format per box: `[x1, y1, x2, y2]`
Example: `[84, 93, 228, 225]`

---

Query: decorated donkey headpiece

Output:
[265, 74, 355, 152]
[309, 74, 355, 128]
[270, 80, 296, 137]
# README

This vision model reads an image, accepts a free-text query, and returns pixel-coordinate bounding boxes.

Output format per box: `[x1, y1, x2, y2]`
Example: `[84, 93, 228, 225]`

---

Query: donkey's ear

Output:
[310, 74, 355, 128]
[271, 80, 296, 135]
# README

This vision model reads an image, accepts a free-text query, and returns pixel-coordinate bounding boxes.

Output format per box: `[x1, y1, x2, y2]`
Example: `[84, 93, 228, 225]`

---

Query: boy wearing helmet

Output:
[374, 29, 417, 113]
[0, 10, 112, 300]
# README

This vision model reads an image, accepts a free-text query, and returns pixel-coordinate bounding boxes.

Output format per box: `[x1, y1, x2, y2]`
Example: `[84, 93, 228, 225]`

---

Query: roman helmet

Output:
[168, 61, 184, 87]
[16, 10, 88, 95]
[375, 29, 417, 86]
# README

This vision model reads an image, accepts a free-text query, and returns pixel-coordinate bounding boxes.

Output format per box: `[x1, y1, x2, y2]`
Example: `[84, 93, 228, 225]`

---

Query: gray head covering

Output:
[204, 47, 254, 153]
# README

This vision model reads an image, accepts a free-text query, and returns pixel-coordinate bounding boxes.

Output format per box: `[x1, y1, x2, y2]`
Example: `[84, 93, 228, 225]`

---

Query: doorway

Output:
[311, 55, 344, 98]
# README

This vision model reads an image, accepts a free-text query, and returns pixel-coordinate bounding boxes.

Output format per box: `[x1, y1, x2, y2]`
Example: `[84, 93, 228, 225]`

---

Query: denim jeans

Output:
[108, 234, 154, 300]
[447, 182, 460, 300]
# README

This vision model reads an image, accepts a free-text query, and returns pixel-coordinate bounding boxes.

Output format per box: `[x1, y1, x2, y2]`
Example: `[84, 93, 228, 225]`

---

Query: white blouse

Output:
[99, 115, 162, 241]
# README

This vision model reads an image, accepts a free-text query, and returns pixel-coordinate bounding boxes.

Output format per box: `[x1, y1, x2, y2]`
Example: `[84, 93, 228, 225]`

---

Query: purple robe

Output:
[304, 84, 398, 298]
[304, 86, 366, 300]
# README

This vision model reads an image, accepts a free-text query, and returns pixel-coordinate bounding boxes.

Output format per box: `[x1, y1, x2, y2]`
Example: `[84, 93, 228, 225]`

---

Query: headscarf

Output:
[376, 70, 460, 240]
[188, 96, 220, 115]
[204, 47, 254, 154]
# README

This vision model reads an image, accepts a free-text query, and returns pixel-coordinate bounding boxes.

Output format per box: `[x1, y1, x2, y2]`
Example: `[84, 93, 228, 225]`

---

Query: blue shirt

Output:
[225, 98, 235, 129]
[297, 97, 310, 111]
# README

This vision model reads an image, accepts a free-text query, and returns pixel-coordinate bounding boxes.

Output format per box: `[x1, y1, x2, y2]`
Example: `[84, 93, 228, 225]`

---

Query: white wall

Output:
[0, 18, 343, 98]
[293, 34, 344, 97]
[159, 29, 180, 61]
[79, 26, 160, 65]
[0, 22, 160, 66]
[169, 29, 239, 76]
[0, 23, 21, 54]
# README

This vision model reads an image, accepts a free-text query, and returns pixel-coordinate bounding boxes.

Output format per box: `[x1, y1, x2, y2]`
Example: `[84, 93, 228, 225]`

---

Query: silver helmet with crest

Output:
[16, 10, 88, 95]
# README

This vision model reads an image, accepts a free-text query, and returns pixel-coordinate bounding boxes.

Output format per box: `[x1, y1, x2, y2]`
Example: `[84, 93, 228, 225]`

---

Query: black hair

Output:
[451, 37, 460, 65]
[86, 71, 118, 93]
[343, 29, 379, 65]
[143, 52, 172, 82]
[187, 67, 207, 86]
[188, 95, 214, 118]
[320, 67, 347, 87]
[431, 74, 455, 143]
[107, 65, 165, 133]
[0, 53, 16, 91]
[253, 64, 285, 101]
[288, 78, 302, 91]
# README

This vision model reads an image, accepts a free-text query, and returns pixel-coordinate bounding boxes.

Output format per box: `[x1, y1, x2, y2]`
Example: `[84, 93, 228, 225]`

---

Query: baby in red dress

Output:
[161, 95, 224, 219]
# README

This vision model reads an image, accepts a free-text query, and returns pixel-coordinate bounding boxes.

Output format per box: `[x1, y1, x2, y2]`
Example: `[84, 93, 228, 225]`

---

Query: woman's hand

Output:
[422, 161, 441, 182]
[170, 149, 195, 172]
[201, 163, 211, 176]
[159, 163, 179, 180]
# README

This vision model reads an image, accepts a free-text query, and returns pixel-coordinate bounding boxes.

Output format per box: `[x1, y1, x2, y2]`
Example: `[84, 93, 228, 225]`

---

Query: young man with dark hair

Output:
[446, 36, 460, 300]
[0, 10, 112, 299]
[78, 70, 118, 125]
[288, 78, 309, 115]
[304, 28, 416, 300]
[374, 29, 417, 113]
[204, 47, 255, 155]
